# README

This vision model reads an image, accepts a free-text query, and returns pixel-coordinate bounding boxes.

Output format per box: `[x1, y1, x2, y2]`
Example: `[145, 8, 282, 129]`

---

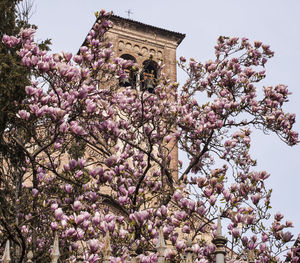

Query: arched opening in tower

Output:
[141, 59, 158, 93]
[119, 54, 137, 88]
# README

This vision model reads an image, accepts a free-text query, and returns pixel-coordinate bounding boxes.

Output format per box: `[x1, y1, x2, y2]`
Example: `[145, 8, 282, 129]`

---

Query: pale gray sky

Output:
[30, 0, 300, 237]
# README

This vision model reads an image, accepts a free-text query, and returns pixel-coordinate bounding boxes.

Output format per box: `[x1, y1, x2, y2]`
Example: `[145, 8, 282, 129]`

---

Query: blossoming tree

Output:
[1, 10, 299, 263]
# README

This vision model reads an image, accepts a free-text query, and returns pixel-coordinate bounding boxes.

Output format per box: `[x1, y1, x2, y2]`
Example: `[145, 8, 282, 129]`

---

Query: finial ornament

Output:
[157, 227, 166, 263]
[27, 250, 33, 262]
[103, 231, 112, 263]
[212, 216, 227, 263]
[217, 214, 222, 236]
[50, 233, 60, 263]
[2, 240, 11, 263]
[157, 227, 166, 250]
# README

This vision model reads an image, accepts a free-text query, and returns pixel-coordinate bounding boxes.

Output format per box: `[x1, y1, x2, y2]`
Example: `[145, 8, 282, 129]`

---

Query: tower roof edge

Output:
[105, 14, 186, 46]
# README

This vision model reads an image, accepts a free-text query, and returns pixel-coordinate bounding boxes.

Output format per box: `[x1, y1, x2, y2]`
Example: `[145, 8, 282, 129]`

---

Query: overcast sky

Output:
[30, 0, 300, 238]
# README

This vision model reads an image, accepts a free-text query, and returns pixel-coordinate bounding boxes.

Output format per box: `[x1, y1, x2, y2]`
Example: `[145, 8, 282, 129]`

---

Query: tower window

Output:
[141, 60, 158, 93]
[119, 54, 137, 88]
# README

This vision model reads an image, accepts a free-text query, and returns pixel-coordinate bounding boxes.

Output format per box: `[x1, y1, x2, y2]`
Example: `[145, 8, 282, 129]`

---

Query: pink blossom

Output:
[92, 212, 101, 226]
[64, 184, 73, 193]
[50, 222, 58, 230]
[73, 201, 82, 211]
[54, 208, 64, 220]
[32, 188, 38, 196]
[70, 122, 86, 135]
[63, 52, 72, 61]
[88, 239, 99, 253]
[66, 227, 76, 237]
[232, 228, 241, 238]
[176, 240, 186, 250]
[17, 110, 30, 120]
[75, 214, 85, 225]
[251, 193, 260, 205]
[275, 212, 284, 221]
[281, 231, 293, 242]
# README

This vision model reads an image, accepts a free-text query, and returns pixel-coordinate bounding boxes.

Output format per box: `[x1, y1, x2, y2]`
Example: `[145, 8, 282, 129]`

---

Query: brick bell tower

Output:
[107, 15, 185, 177]
[85, 14, 185, 179]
